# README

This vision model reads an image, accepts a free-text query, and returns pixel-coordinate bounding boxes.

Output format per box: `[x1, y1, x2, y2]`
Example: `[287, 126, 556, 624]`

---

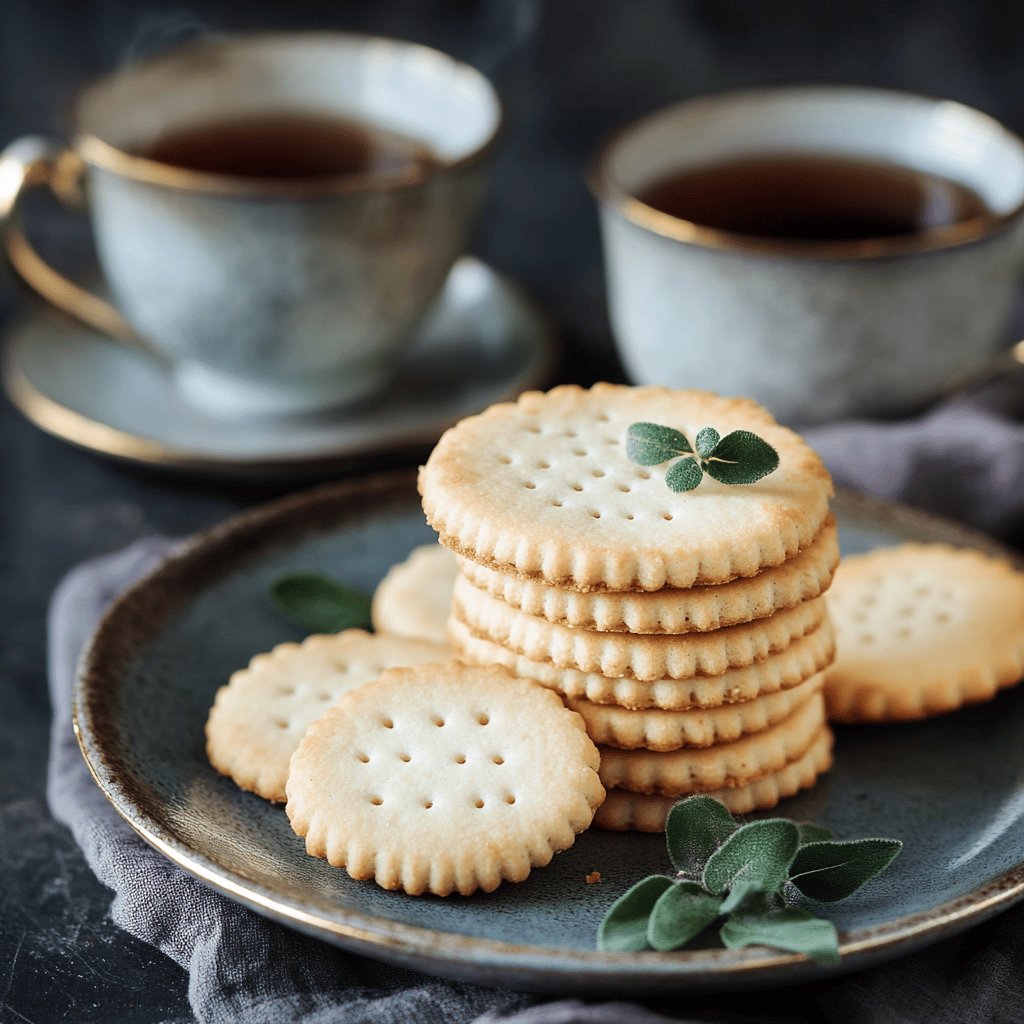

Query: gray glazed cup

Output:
[590, 87, 1024, 424]
[0, 33, 502, 417]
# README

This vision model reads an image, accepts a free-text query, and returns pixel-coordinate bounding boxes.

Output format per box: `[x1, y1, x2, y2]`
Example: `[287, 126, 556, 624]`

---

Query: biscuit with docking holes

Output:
[452, 575, 828, 681]
[566, 672, 825, 751]
[206, 630, 449, 802]
[458, 516, 838, 634]
[597, 693, 826, 796]
[825, 544, 1024, 723]
[594, 728, 833, 831]
[372, 544, 458, 644]
[285, 663, 605, 895]
[418, 384, 833, 591]
[448, 614, 836, 709]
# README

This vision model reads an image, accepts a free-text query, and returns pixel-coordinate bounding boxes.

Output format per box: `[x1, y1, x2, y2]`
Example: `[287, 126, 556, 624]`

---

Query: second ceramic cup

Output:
[590, 87, 1024, 424]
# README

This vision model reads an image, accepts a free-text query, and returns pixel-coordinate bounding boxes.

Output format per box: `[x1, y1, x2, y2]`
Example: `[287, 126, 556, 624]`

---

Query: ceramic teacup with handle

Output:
[0, 33, 502, 417]
[590, 87, 1024, 424]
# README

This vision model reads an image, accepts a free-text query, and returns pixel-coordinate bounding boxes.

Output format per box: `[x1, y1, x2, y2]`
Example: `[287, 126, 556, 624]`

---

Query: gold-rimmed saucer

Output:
[3, 257, 557, 478]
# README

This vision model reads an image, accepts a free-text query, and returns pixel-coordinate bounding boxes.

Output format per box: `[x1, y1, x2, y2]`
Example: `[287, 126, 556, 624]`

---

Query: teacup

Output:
[0, 33, 502, 417]
[590, 87, 1024, 424]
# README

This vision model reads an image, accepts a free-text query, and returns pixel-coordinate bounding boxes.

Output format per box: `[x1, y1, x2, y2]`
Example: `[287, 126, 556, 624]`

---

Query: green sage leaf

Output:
[646, 881, 723, 952]
[269, 572, 373, 635]
[695, 426, 721, 460]
[598, 875, 673, 952]
[718, 878, 783, 916]
[703, 819, 800, 897]
[666, 457, 703, 492]
[720, 907, 840, 965]
[797, 823, 835, 846]
[789, 839, 902, 902]
[665, 796, 737, 877]
[705, 430, 780, 485]
[626, 422, 693, 466]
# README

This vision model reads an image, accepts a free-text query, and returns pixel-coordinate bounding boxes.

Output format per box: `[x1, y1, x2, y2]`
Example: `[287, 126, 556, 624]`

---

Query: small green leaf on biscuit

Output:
[626, 422, 694, 466]
[666, 457, 704, 492]
[705, 430, 780, 485]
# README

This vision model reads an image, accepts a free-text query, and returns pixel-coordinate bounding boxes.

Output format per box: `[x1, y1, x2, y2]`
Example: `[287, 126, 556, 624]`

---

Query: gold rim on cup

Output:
[72, 31, 506, 199]
[588, 85, 1024, 261]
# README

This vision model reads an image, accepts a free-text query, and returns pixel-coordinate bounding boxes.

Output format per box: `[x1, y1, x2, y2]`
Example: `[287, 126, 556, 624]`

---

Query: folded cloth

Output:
[46, 381, 1024, 1024]
[46, 540, 535, 1024]
[806, 378, 1024, 545]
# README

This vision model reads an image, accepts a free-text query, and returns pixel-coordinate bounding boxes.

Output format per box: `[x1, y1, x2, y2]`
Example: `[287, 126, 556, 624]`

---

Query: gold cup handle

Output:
[0, 136, 158, 357]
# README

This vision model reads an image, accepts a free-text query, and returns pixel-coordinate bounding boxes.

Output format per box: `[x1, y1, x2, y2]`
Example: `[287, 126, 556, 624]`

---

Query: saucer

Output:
[2, 257, 557, 477]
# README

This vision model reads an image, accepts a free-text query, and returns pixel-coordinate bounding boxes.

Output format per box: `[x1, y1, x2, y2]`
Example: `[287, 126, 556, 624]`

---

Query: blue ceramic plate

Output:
[75, 472, 1024, 993]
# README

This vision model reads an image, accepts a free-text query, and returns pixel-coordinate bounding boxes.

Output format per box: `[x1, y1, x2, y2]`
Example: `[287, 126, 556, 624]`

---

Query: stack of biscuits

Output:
[419, 383, 839, 831]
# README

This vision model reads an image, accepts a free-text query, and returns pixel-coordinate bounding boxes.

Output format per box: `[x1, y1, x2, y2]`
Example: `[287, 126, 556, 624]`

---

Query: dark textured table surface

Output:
[5, 2, 1024, 1021]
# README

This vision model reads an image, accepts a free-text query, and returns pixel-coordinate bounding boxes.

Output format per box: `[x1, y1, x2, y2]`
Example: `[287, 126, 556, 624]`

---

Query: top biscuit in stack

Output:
[419, 383, 833, 592]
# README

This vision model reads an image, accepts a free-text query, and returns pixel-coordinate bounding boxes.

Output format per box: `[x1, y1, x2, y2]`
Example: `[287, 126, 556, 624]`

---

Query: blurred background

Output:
[3, 3, 1024, 1020]
[6, 0, 1024, 377]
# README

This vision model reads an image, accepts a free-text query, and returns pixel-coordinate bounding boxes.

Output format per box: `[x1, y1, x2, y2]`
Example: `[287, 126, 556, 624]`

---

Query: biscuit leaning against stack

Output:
[419, 383, 839, 831]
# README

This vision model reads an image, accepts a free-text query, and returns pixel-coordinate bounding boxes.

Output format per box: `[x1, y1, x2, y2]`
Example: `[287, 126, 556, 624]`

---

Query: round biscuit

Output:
[594, 728, 834, 831]
[452, 575, 828, 680]
[448, 615, 836, 709]
[567, 672, 825, 751]
[419, 384, 833, 591]
[458, 516, 839, 633]
[826, 544, 1024, 723]
[597, 693, 826, 796]
[205, 630, 449, 802]
[285, 663, 605, 896]
[371, 544, 458, 644]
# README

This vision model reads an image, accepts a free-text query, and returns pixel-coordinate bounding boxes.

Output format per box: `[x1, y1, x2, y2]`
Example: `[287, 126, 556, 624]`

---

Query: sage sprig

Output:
[598, 795, 901, 964]
[268, 571, 373, 634]
[626, 422, 779, 492]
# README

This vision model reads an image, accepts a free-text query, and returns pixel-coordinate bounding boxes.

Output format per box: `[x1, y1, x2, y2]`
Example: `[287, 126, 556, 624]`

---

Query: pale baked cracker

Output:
[285, 663, 605, 896]
[206, 630, 449, 802]
[449, 615, 836, 709]
[371, 544, 458, 644]
[452, 575, 828, 680]
[598, 693, 826, 796]
[567, 672, 825, 751]
[594, 728, 834, 831]
[826, 544, 1024, 723]
[419, 384, 833, 591]
[459, 515, 839, 634]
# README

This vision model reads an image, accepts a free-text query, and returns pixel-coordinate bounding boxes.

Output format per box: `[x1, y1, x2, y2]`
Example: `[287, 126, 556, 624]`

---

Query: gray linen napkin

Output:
[46, 380, 1024, 1024]
[805, 379, 1024, 542]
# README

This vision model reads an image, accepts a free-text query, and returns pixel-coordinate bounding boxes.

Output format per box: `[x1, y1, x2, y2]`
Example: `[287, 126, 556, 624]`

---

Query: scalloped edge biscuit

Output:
[826, 543, 1024, 723]
[458, 516, 838, 634]
[371, 544, 458, 644]
[206, 630, 449, 802]
[449, 615, 836, 709]
[419, 384, 833, 591]
[597, 693, 826, 796]
[567, 672, 825, 751]
[594, 728, 834, 831]
[285, 663, 605, 896]
[452, 576, 828, 680]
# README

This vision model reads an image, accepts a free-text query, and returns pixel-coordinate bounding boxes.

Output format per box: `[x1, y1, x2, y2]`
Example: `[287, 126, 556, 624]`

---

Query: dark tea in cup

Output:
[636, 154, 992, 243]
[142, 113, 441, 182]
